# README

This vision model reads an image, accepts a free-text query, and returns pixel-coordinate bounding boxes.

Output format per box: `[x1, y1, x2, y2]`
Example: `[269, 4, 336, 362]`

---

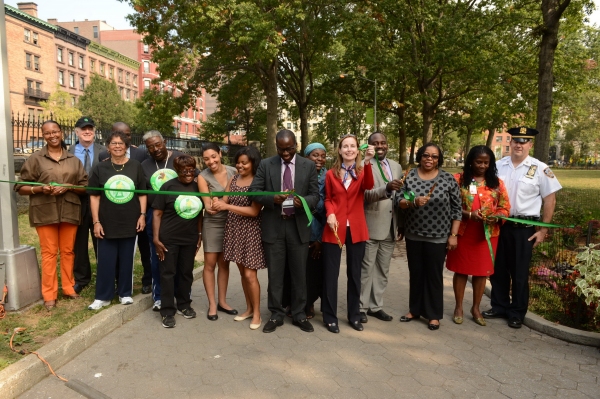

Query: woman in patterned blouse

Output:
[445, 146, 510, 326]
[396, 143, 462, 331]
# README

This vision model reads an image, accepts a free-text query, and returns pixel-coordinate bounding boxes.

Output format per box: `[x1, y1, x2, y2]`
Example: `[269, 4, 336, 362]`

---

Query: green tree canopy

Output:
[77, 74, 137, 128]
[39, 84, 82, 122]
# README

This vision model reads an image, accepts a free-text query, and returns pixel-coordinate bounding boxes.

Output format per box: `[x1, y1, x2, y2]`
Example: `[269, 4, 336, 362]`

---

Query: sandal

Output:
[44, 300, 56, 310]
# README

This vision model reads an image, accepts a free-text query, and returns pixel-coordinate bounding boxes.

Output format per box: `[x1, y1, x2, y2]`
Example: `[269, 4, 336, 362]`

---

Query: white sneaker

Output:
[152, 300, 161, 311]
[119, 296, 134, 305]
[88, 300, 110, 310]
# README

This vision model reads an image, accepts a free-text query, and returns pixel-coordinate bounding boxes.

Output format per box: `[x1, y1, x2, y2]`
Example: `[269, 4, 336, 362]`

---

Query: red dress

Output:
[445, 194, 497, 277]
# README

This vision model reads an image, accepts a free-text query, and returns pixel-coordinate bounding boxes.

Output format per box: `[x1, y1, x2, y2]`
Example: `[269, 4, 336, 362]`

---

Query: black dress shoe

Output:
[325, 323, 340, 333]
[428, 323, 440, 331]
[349, 321, 364, 331]
[141, 285, 152, 295]
[482, 309, 507, 319]
[293, 319, 314, 332]
[73, 283, 85, 294]
[217, 304, 238, 315]
[360, 312, 368, 324]
[263, 319, 284, 333]
[207, 312, 218, 321]
[508, 317, 522, 329]
[367, 309, 393, 321]
[399, 315, 418, 322]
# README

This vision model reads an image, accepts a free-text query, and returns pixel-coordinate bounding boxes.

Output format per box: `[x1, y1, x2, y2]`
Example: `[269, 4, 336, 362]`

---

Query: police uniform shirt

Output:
[496, 155, 562, 217]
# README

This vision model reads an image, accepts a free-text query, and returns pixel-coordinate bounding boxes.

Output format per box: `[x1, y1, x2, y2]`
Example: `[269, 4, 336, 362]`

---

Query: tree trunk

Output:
[299, 104, 309, 152]
[422, 100, 435, 144]
[535, 0, 571, 163]
[409, 136, 418, 165]
[486, 126, 496, 148]
[398, 111, 408, 168]
[464, 126, 473, 156]
[264, 60, 278, 157]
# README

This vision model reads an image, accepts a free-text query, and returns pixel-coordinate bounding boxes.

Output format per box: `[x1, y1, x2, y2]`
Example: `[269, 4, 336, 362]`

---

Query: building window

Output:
[133, 91, 137, 101]
[79, 76, 85, 90]
[287, 122, 291, 129]
[99, 63, 105, 75]
[68, 52, 74, 66]
[26, 79, 34, 91]
[143, 61, 150, 73]
[143, 43, 149, 53]
[78, 55, 84, 69]
[506, 136, 511, 142]
[28, 108, 35, 120]
[126, 72, 130, 85]
[144, 79, 150, 90]
[90, 59, 95, 72]
[495, 136, 502, 142]
[177, 122, 181, 132]
[34, 55, 39, 71]
[93, 26, 98, 38]
[57, 47, 63, 63]
[71, 96, 76, 106]
[74, 27, 79, 34]
[133, 75, 137, 87]
[126, 89, 130, 101]
[505, 146, 510, 152]
[58, 71, 64, 85]
[25, 53, 31, 69]
[69, 73, 75, 88]
[24, 29, 30, 42]
[118, 69, 123, 83]
[109, 66, 114, 79]
[33, 32, 38, 45]
[119, 86, 123, 97]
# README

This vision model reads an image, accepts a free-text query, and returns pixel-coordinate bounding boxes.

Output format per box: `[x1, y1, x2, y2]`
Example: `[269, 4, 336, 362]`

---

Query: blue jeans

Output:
[146, 209, 161, 302]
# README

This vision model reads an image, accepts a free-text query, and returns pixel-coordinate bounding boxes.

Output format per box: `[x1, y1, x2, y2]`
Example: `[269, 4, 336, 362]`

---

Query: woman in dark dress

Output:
[88, 132, 147, 310]
[153, 155, 203, 328]
[212, 146, 265, 330]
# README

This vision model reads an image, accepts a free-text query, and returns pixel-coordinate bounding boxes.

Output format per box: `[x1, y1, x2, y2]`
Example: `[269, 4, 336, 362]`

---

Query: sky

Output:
[4, 0, 600, 30]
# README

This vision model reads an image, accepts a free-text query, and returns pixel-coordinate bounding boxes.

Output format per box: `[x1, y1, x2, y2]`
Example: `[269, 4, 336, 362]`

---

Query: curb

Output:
[475, 276, 600, 347]
[0, 267, 204, 399]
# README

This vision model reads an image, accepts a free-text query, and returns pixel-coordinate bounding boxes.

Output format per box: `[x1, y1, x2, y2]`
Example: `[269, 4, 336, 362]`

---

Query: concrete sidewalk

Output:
[19, 243, 600, 398]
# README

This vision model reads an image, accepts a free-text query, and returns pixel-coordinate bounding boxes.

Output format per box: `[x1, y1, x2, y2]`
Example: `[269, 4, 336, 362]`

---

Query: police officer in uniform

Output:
[482, 127, 562, 328]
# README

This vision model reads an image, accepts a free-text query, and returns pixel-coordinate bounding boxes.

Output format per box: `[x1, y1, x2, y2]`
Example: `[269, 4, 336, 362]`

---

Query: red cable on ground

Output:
[9, 327, 68, 382]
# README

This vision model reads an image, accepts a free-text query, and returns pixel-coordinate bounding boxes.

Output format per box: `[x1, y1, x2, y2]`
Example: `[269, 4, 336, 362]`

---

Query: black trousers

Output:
[263, 218, 309, 322]
[490, 224, 535, 320]
[95, 237, 136, 301]
[405, 238, 447, 320]
[322, 227, 365, 325]
[281, 241, 323, 311]
[137, 226, 152, 287]
[159, 243, 195, 317]
[73, 194, 97, 287]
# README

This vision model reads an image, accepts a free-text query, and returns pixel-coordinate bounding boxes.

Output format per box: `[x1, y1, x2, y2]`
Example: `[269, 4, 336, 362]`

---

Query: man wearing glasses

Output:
[249, 130, 319, 333]
[69, 117, 106, 294]
[483, 127, 562, 328]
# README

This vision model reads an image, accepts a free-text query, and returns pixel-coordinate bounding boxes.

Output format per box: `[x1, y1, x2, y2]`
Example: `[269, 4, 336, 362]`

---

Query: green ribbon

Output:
[403, 191, 415, 202]
[4, 180, 314, 226]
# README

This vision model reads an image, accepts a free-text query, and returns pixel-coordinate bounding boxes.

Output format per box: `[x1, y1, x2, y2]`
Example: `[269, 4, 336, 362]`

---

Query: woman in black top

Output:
[396, 143, 462, 330]
[87, 132, 147, 310]
[153, 155, 203, 328]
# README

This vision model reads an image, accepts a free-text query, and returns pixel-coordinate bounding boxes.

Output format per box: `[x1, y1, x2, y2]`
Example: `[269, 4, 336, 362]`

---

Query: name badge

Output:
[282, 198, 294, 211]
[469, 184, 477, 195]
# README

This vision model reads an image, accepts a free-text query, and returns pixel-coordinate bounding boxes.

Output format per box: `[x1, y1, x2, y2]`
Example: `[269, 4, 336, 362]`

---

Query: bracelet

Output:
[450, 233, 458, 237]
[30, 186, 35, 195]
[140, 212, 146, 216]
[93, 221, 101, 225]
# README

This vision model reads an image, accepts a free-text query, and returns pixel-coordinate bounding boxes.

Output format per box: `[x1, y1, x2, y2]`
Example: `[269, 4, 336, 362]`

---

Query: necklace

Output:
[49, 149, 63, 163]
[111, 158, 126, 172]
[155, 151, 171, 170]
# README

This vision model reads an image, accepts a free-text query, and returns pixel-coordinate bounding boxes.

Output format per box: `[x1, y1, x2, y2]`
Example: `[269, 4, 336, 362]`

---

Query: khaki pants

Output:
[36, 222, 78, 301]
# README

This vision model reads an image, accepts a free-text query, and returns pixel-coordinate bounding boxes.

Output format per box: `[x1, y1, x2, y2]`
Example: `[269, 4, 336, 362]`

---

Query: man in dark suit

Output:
[98, 122, 152, 294]
[249, 130, 319, 333]
[68, 116, 107, 293]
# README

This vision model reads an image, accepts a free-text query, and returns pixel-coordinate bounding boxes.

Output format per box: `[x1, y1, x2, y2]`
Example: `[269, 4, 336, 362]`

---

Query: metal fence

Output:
[10, 113, 247, 167]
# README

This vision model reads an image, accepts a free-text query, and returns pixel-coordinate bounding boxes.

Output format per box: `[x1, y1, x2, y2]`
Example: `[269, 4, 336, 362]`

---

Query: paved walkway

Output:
[20, 243, 600, 398]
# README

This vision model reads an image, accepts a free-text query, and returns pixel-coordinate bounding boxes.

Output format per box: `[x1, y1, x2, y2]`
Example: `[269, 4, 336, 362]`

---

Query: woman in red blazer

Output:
[321, 135, 375, 333]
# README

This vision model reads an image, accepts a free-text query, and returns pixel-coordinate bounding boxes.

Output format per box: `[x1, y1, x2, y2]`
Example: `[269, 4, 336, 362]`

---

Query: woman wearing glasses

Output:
[16, 120, 88, 310]
[87, 131, 147, 310]
[396, 143, 461, 330]
[322, 135, 375, 333]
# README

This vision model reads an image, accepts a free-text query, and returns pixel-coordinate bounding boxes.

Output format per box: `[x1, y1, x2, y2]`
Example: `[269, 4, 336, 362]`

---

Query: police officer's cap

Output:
[507, 126, 538, 143]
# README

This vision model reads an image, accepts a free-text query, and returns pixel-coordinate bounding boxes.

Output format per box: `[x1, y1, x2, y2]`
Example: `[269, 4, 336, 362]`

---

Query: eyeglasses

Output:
[422, 153, 439, 160]
[110, 142, 126, 147]
[276, 145, 296, 153]
[178, 169, 195, 176]
[42, 131, 61, 136]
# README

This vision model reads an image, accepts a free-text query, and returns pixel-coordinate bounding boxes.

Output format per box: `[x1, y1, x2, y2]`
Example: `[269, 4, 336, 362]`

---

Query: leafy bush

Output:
[573, 243, 600, 314]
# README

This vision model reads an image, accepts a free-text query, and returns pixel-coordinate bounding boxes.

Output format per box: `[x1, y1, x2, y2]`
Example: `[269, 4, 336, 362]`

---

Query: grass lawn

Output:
[0, 213, 201, 371]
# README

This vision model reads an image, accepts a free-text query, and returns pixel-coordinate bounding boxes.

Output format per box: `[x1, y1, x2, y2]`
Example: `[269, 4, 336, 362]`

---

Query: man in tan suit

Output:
[360, 132, 403, 323]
